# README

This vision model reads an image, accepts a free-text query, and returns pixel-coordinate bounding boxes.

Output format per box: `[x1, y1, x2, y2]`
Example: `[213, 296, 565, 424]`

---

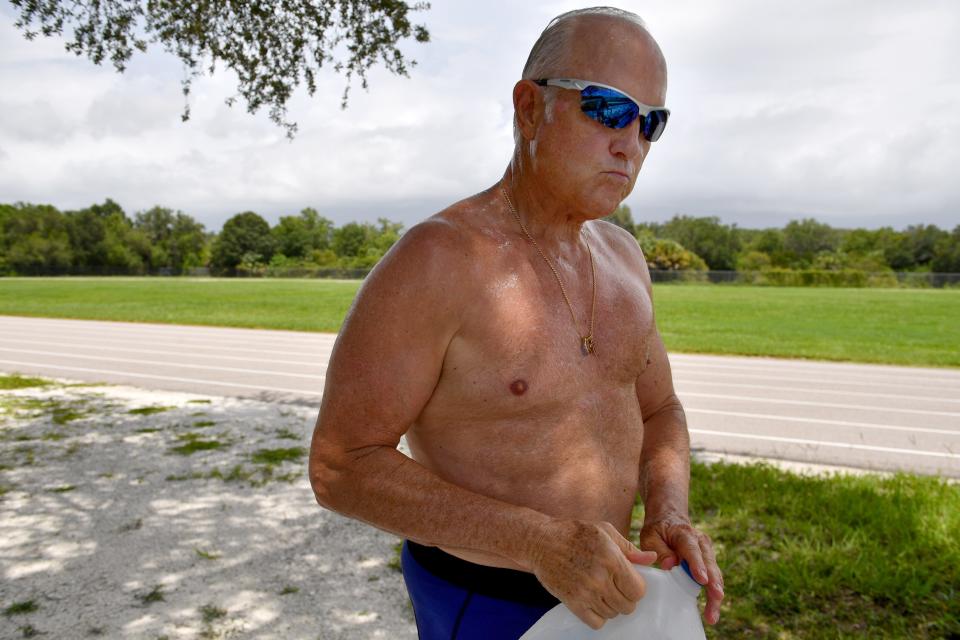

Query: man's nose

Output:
[609, 119, 646, 161]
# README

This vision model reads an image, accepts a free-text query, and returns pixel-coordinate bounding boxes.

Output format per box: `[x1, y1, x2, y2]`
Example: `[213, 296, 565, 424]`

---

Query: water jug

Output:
[520, 562, 707, 639]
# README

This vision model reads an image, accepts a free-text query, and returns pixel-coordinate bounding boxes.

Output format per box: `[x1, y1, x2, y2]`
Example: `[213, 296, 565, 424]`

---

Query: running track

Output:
[1, 315, 958, 477]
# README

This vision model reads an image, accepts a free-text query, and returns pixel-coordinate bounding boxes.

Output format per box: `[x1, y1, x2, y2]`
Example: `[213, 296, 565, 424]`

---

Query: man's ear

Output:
[513, 79, 543, 141]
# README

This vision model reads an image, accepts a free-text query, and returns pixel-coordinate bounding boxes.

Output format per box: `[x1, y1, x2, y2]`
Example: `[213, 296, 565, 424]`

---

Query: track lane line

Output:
[689, 429, 960, 460]
[677, 379, 960, 405]
[672, 361, 960, 386]
[670, 352, 960, 381]
[677, 391, 960, 418]
[0, 359, 324, 396]
[0, 318, 337, 346]
[685, 408, 960, 437]
[677, 371, 953, 393]
[0, 338, 325, 369]
[0, 347, 326, 380]
[0, 332, 334, 358]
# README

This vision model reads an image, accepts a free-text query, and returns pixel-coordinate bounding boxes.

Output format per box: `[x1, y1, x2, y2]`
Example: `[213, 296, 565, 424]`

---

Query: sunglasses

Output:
[534, 78, 670, 142]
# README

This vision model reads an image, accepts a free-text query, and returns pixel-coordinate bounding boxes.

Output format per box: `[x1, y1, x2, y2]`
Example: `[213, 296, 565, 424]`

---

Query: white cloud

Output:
[0, 0, 957, 230]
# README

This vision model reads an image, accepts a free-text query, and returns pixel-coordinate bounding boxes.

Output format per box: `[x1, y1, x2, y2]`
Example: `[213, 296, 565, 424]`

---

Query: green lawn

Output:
[0, 277, 360, 333]
[1, 278, 958, 367]
[654, 286, 960, 368]
[639, 462, 960, 639]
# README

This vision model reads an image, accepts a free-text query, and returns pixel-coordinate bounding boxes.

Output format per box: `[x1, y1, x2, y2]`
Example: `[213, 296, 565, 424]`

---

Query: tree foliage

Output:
[635, 231, 708, 271]
[271, 207, 334, 258]
[1, 200, 958, 279]
[657, 215, 741, 271]
[209, 211, 274, 275]
[782, 218, 838, 267]
[11, 0, 431, 137]
[931, 226, 960, 273]
[134, 206, 209, 273]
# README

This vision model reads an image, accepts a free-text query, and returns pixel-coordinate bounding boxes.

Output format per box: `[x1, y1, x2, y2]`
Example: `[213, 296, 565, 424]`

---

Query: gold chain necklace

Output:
[500, 186, 597, 356]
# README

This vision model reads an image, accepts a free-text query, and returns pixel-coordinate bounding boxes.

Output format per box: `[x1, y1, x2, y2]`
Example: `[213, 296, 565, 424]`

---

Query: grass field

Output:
[1, 278, 958, 367]
[642, 461, 960, 639]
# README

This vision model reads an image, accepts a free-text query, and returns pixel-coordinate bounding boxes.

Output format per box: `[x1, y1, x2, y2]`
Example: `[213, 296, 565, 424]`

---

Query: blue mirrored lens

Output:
[643, 110, 669, 142]
[580, 86, 639, 130]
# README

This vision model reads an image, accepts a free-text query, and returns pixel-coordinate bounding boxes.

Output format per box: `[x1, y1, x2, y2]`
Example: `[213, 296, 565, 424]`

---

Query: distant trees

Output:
[134, 207, 209, 274]
[271, 208, 334, 260]
[209, 212, 274, 275]
[0, 203, 72, 274]
[1, 199, 957, 279]
[932, 226, 960, 273]
[657, 215, 741, 271]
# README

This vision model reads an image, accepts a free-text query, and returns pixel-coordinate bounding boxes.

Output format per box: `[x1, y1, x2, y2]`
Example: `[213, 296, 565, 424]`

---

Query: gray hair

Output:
[522, 7, 649, 80]
[512, 7, 652, 148]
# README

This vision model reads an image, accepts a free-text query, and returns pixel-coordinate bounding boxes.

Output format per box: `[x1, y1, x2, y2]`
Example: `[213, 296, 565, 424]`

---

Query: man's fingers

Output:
[572, 606, 606, 630]
[675, 534, 709, 584]
[612, 562, 646, 603]
[593, 595, 619, 619]
[641, 533, 677, 569]
[610, 528, 658, 565]
[699, 536, 724, 625]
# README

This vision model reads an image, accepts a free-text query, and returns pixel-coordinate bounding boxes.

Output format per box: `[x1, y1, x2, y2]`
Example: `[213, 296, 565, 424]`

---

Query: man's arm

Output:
[309, 217, 652, 630]
[309, 219, 544, 559]
[633, 275, 726, 625]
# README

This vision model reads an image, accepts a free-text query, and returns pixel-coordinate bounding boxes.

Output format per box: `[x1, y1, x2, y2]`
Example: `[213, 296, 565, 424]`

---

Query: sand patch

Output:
[0, 378, 416, 639]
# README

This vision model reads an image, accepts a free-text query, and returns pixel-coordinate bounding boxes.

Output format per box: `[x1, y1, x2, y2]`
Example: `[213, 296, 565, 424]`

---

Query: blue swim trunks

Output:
[401, 540, 559, 640]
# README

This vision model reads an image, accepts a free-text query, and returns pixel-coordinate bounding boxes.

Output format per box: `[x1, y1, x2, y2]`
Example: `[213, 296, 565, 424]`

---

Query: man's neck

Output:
[501, 164, 588, 247]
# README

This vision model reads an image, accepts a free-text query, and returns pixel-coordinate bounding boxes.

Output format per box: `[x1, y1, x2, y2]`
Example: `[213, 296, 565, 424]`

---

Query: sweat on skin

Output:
[309, 8, 724, 632]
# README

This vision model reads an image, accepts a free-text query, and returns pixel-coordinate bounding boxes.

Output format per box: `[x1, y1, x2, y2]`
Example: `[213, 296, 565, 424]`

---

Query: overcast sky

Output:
[1, 0, 958, 232]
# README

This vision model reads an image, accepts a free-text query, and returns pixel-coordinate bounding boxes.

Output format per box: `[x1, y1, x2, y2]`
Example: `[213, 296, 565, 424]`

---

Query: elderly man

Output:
[309, 6, 724, 638]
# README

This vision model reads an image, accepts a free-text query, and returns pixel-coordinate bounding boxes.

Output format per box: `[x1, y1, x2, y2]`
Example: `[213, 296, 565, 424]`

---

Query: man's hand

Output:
[527, 519, 658, 630]
[639, 515, 724, 625]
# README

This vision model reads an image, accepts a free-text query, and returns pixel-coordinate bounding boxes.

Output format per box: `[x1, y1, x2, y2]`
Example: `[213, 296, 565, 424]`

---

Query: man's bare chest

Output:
[419, 261, 655, 424]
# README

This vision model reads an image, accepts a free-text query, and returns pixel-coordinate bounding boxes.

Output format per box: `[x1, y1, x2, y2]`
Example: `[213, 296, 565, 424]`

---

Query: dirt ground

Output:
[0, 378, 417, 639]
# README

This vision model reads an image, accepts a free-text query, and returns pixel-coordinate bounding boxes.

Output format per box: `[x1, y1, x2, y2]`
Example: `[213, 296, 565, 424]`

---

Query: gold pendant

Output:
[581, 335, 595, 356]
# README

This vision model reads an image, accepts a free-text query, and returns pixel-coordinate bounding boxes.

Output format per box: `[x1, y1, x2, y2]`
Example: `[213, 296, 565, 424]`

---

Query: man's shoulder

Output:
[368, 195, 492, 289]
[589, 219, 653, 287]
[590, 219, 644, 260]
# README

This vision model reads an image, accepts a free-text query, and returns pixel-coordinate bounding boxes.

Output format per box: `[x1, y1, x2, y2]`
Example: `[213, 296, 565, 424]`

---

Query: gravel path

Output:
[0, 378, 417, 640]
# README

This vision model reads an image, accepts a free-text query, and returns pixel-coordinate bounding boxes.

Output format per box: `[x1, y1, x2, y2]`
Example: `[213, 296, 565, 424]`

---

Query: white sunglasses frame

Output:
[534, 78, 670, 137]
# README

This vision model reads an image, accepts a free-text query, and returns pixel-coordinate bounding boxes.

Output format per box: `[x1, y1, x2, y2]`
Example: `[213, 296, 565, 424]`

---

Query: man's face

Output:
[532, 18, 668, 218]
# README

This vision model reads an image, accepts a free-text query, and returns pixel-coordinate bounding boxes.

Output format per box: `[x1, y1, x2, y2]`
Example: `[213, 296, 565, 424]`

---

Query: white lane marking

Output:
[689, 429, 960, 460]
[677, 391, 960, 418]
[0, 359, 323, 397]
[0, 322, 337, 349]
[671, 352, 960, 373]
[0, 347, 326, 380]
[0, 316, 337, 344]
[0, 329, 334, 357]
[672, 360, 960, 386]
[675, 379, 960, 405]
[685, 408, 960, 437]
[0, 337, 325, 369]
[677, 371, 953, 393]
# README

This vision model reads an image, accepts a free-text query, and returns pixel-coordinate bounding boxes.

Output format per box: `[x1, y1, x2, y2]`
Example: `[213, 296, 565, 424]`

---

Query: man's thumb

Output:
[639, 534, 676, 568]
[616, 534, 658, 565]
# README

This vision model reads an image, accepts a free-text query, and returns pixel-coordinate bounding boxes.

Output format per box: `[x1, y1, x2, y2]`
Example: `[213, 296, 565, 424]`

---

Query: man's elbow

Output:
[308, 442, 349, 510]
[643, 393, 685, 424]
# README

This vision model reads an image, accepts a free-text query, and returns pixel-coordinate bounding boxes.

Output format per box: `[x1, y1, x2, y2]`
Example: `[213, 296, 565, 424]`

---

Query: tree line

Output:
[1, 200, 958, 276]
[604, 206, 960, 274]
[0, 200, 402, 276]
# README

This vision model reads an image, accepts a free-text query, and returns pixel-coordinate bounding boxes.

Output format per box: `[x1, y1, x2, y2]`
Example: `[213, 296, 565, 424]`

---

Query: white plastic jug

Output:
[520, 562, 707, 640]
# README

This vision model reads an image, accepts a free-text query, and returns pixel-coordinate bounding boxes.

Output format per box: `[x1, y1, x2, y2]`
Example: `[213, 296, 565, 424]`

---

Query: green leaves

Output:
[11, 0, 431, 138]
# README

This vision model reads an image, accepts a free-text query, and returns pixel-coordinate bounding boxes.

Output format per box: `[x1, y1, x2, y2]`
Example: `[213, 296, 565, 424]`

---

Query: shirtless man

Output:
[309, 7, 724, 638]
